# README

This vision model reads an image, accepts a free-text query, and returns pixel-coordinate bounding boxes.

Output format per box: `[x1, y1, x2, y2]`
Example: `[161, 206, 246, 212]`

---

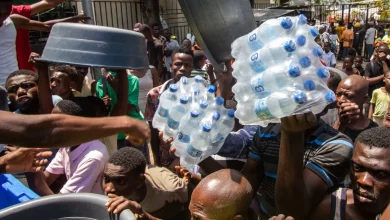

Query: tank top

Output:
[138, 69, 153, 114]
[0, 17, 18, 87]
[330, 188, 347, 220]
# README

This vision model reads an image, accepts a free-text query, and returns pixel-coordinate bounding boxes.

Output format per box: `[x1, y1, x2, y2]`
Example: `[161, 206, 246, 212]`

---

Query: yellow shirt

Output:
[370, 88, 390, 118]
[335, 26, 346, 40]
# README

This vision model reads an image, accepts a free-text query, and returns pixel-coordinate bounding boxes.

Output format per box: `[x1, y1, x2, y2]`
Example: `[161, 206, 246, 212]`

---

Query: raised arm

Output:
[275, 114, 328, 220]
[29, 53, 54, 114]
[10, 14, 50, 31]
[0, 111, 150, 148]
[110, 70, 128, 116]
[30, 0, 67, 16]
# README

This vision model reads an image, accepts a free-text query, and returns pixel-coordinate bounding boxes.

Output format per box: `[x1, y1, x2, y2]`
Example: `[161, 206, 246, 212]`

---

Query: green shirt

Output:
[370, 88, 390, 118]
[96, 72, 143, 140]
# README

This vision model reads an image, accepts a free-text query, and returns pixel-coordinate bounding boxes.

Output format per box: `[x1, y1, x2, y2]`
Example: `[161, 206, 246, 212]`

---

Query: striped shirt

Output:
[249, 120, 353, 217]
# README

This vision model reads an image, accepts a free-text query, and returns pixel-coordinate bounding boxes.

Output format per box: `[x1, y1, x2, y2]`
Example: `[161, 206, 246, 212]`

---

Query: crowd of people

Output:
[0, 0, 390, 219]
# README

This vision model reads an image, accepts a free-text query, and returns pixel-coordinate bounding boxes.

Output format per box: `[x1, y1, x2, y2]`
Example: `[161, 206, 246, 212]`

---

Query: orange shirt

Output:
[342, 29, 354, 48]
[335, 26, 346, 40]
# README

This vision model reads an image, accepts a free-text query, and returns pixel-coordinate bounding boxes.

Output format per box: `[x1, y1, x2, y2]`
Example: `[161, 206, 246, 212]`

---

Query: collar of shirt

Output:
[66, 142, 91, 162]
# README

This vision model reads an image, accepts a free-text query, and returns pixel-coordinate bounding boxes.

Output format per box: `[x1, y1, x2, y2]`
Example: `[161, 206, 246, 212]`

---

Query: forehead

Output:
[6, 75, 36, 86]
[378, 46, 389, 52]
[104, 163, 128, 176]
[344, 58, 353, 63]
[353, 142, 390, 171]
[173, 53, 193, 63]
[51, 71, 69, 79]
[337, 79, 354, 90]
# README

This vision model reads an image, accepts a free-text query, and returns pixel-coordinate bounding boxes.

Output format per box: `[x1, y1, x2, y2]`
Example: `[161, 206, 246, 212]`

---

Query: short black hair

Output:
[348, 48, 357, 57]
[108, 147, 147, 175]
[54, 65, 78, 82]
[356, 127, 390, 148]
[327, 69, 342, 91]
[355, 55, 363, 61]
[139, 24, 151, 34]
[56, 100, 83, 116]
[6, 70, 38, 85]
[344, 55, 354, 62]
[86, 96, 109, 116]
[193, 50, 206, 68]
[72, 97, 98, 117]
[172, 45, 194, 58]
[324, 42, 331, 48]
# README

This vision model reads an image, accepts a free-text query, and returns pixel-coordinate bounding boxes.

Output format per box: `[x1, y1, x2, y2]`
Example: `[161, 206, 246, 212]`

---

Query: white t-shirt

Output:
[0, 17, 18, 87]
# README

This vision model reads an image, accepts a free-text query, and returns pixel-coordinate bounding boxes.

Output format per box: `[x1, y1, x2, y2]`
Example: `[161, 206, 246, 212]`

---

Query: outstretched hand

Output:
[0, 148, 52, 174]
[28, 52, 47, 73]
[125, 120, 151, 146]
[174, 166, 192, 184]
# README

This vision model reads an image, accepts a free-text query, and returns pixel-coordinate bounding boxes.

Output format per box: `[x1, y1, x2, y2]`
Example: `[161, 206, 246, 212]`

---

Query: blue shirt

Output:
[322, 51, 336, 67]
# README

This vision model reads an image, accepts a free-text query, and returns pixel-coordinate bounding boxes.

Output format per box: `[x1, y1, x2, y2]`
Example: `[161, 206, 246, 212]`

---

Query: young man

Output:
[322, 42, 336, 67]
[365, 22, 376, 60]
[5, 70, 39, 114]
[189, 169, 254, 220]
[343, 56, 355, 76]
[244, 112, 353, 220]
[342, 23, 354, 58]
[11, 0, 68, 71]
[336, 21, 346, 60]
[144, 46, 194, 166]
[353, 56, 365, 76]
[369, 71, 390, 126]
[25, 99, 109, 195]
[191, 50, 215, 83]
[333, 75, 377, 142]
[139, 24, 164, 77]
[163, 29, 179, 74]
[364, 44, 390, 98]
[5, 70, 62, 114]
[50, 65, 79, 100]
[103, 147, 188, 219]
[310, 127, 390, 220]
[152, 23, 166, 47]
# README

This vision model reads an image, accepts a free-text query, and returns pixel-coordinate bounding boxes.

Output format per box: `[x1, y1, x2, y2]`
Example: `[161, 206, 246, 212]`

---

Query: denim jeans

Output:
[343, 47, 350, 58]
[366, 44, 374, 59]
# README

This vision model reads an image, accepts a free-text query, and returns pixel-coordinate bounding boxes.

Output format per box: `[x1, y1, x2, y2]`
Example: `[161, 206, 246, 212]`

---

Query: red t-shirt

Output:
[11, 5, 35, 71]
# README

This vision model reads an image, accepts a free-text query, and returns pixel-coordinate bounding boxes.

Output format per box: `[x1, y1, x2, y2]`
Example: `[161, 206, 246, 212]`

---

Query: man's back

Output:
[365, 27, 376, 45]
[342, 29, 354, 48]
[140, 165, 188, 213]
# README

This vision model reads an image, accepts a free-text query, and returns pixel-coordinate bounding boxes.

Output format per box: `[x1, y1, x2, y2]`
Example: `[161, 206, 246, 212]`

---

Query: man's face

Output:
[384, 73, 390, 88]
[335, 78, 365, 109]
[182, 40, 192, 50]
[383, 104, 390, 128]
[153, 26, 161, 37]
[324, 44, 330, 53]
[0, 1, 12, 26]
[354, 58, 363, 68]
[163, 30, 171, 39]
[350, 142, 390, 215]
[50, 72, 71, 98]
[171, 53, 193, 79]
[6, 75, 38, 112]
[189, 192, 218, 220]
[377, 46, 389, 59]
[102, 163, 140, 200]
[343, 58, 353, 70]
